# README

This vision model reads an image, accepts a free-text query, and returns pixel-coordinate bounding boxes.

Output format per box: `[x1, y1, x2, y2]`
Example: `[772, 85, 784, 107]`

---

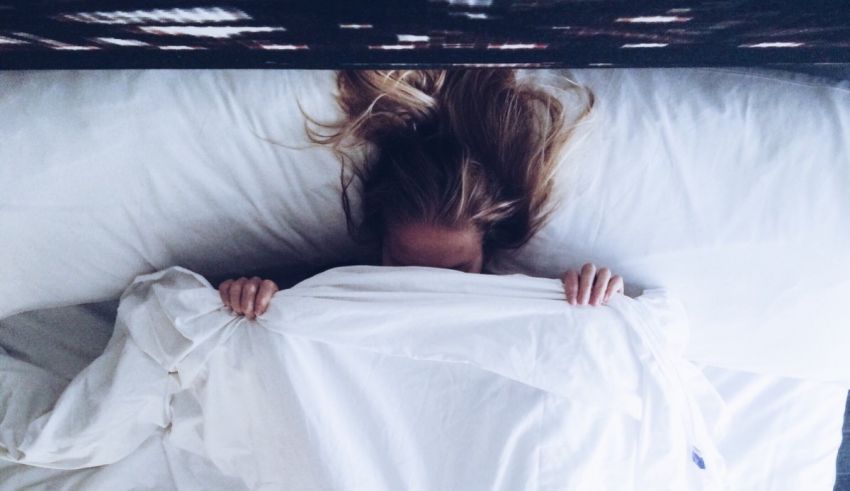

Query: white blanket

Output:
[0, 266, 726, 490]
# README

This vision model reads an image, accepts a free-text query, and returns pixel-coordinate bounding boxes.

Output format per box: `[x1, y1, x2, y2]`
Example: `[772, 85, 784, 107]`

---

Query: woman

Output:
[220, 69, 623, 319]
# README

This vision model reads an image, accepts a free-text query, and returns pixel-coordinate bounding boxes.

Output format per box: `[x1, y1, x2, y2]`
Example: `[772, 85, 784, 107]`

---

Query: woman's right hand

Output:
[218, 277, 279, 320]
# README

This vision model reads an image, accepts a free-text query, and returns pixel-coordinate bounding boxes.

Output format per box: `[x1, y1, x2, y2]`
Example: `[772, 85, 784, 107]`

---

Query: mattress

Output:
[0, 300, 846, 490]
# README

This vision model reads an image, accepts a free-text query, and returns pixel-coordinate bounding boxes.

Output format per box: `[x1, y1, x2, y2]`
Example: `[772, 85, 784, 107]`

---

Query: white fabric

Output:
[702, 366, 847, 491]
[498, 68, 850, 382]
[0, 69, 371, 319]
[2, 295, 846, 491]
[1, 266, 726, 490]
[3, 325, 846, 491]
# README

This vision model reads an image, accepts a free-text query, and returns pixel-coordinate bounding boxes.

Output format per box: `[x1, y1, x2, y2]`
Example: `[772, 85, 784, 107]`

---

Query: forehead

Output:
[384, 222, 482, 265]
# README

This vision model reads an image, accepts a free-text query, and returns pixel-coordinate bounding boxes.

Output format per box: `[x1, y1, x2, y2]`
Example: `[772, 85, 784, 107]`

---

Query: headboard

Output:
[1, 0, 849, 69]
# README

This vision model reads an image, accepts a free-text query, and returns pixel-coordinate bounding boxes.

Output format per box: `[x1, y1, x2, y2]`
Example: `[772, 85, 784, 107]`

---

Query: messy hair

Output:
[305, 69, 593, 258]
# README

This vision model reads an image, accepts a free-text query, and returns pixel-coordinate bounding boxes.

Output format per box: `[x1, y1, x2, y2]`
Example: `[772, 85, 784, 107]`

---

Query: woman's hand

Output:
[562, 263, 624, 306]
[218, 276, 279, 320]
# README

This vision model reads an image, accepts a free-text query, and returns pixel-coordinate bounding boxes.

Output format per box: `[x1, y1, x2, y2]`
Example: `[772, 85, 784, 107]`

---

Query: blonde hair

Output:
[306, 69, 593, 258]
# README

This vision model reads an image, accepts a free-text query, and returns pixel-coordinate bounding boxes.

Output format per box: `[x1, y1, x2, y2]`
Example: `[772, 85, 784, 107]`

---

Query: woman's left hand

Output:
[562, 263, 624, 306]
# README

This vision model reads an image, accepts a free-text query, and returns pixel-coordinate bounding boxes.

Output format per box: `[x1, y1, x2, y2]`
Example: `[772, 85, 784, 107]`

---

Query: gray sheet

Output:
[0, 300, 116, 381]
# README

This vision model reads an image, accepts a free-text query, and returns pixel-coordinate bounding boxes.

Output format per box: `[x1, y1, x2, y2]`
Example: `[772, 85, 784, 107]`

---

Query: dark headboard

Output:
[1, 0, 849, 69]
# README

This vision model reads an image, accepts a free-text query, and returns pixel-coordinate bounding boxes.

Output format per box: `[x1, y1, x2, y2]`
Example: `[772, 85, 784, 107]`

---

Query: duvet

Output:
[0, 266, 727, 490]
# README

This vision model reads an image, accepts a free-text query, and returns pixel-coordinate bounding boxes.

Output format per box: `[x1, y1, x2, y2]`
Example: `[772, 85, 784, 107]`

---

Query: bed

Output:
[1, 66, 848, 490]
[1, 3, 850, 489]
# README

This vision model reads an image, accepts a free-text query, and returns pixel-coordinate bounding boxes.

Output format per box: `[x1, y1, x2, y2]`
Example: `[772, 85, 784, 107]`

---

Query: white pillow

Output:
[0, 70, 372, 318]
[497, 68, 850, 382]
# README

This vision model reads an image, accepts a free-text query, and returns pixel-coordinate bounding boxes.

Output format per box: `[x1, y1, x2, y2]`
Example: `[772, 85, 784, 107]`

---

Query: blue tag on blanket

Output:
[691, 446, 706, 470]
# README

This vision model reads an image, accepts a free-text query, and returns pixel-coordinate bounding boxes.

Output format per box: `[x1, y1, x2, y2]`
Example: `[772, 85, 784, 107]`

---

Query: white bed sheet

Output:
[701, 367, 847, 490]
[1, 300, 846, 490]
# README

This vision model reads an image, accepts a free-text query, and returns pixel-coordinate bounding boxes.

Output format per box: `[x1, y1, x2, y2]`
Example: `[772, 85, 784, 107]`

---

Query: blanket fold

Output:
[1, 266, 727, 490]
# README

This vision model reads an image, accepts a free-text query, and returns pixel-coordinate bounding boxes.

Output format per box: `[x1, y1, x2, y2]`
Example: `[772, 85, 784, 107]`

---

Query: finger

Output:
[219, 280, 234, 308]
[604, 275, 625, 303]
[562, 270, 579, 305]
[578, 263, 596, 305]
[241, 277, 263, 319]
[230, 278, 246, 314]
[255, 279, 279, 315]
[590, 268, 611, 306]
